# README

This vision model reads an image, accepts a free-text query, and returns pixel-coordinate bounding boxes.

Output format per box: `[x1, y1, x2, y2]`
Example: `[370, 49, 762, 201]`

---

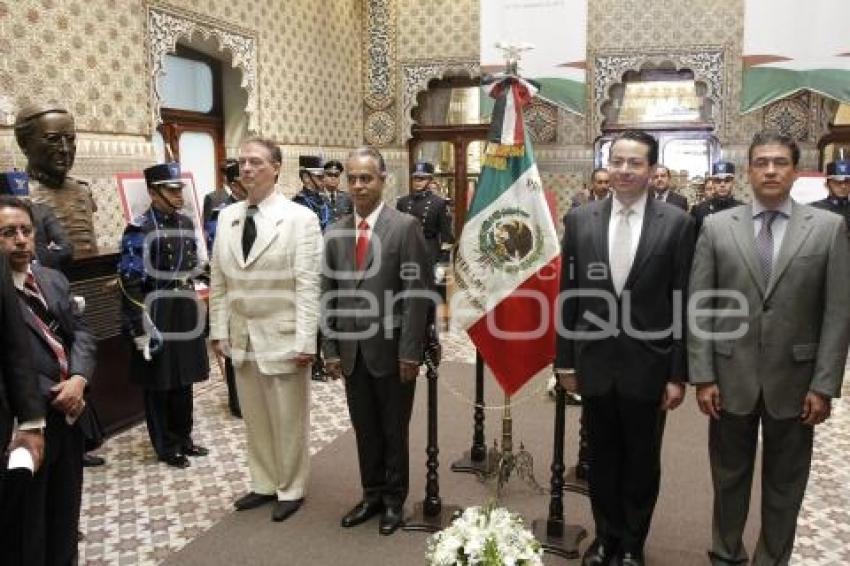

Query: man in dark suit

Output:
[555, 130, 695, 566]
[0, 195, 95, 566]
[322, 146, 429, 536]
[689, 131, 850, 565]
[0, 248, 45, 566]
[651, 165, 688, 210]
[810, 159, 850, 229]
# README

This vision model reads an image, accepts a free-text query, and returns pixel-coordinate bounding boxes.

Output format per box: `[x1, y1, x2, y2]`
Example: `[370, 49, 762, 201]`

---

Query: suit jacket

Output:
[321, 205, 429, 378]
[0, 256, 42, 450]
[20, 264, 97, 400]
[209, 190, 322, 375]
[658, 191, 689, 211]
[556, 197, 696, 402]
[688, 202, 850, 419]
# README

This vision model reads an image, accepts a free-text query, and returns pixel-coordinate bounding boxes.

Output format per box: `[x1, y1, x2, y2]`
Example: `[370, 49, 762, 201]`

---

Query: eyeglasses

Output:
[0, 224, 34, 239]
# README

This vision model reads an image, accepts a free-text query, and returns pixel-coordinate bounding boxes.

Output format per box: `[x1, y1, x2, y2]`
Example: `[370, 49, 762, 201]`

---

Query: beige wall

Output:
[397, 0, 479, 61]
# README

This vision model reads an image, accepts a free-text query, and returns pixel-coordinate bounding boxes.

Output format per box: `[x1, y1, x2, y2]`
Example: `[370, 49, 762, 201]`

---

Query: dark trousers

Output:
[584, 390, 666, 553]
[17, 411, 84, 566]
[223, 356, 241, 416]
[144, 386, 193, 459]
[708, 402, 813, 566]
[344, 351, 416, 508]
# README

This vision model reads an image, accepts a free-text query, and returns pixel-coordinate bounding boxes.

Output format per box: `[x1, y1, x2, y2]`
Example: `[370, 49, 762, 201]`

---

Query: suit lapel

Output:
[228, 202, 248, 269]
[729, 205, 766, 296]
[245, 213, 282, 267]
[591, 198, 612, 268]
[766, 202, 813, 299]
[625, 197, 663, 288]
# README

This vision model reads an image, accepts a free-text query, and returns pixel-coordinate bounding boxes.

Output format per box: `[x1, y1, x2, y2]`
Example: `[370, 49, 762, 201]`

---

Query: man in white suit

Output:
[689, 130, 850, 565]
[209, 136, 322, 523]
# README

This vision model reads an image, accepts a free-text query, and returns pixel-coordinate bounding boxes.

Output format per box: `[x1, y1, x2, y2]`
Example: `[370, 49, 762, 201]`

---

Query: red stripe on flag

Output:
[467, 256, 561, 396]
[511, 86, 525, 144]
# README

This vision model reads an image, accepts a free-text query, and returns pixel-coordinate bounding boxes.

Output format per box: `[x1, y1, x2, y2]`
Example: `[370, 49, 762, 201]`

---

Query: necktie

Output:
[756, 210, 779, 284]
[356, 219, 369, 271]
[242, 205, 258, 260]
[23, 273, 68, 380]
[610, 207, 634, 295]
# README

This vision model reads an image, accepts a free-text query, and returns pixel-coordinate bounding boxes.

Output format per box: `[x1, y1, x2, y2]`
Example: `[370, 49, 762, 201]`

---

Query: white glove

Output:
[133, 334, 152, 361]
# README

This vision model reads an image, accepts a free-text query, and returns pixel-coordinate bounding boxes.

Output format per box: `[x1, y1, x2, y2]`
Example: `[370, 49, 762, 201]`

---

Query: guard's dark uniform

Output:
[396, 189, 453, 272]
[691, 196, 744, 235]
[118, 187, 209, 462]
[325, 189, 353, 225]
[294, 187, 330, 231]
[811, 160, 850, 230]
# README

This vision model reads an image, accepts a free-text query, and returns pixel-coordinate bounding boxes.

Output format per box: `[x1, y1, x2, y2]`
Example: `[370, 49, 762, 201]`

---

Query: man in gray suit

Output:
[322, 146, 429, 536]
[689, 130, 850, 566]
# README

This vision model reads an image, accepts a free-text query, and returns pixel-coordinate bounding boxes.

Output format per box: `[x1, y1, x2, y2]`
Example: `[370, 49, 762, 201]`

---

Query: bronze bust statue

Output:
[14, 104, 98, 257]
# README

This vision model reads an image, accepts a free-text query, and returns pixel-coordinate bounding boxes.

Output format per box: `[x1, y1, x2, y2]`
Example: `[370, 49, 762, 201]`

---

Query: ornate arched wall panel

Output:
[591, 47, 727, 138]
[399, 60, 480, 143]
[147, 5, 259, 134]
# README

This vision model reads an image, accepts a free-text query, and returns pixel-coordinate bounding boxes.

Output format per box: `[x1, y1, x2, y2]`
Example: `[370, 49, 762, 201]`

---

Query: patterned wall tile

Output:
[397, 0, 479, 62]
[0, 0, 150, 135]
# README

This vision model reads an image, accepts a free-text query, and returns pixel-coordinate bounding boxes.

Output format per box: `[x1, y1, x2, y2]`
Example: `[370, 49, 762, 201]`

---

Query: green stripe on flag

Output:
[742, 67, 850, 112]
[479, 79, 585, 118]
[467, 135, 536, 221]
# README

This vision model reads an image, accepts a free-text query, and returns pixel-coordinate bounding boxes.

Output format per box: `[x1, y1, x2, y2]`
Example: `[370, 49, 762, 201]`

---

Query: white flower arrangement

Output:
[426, 504, 544, 566]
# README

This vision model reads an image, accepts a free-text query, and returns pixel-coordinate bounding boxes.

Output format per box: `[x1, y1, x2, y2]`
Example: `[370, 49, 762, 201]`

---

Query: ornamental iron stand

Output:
[450, 351, 492, 474]
[403, 326, 460, 532]
[532, 379, 587, 558]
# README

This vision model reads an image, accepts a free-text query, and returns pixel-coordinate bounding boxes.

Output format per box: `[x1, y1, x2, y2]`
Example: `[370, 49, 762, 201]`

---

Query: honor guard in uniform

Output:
[293, 155, 331, 231]
[397, 161, 453, 344]
[202, 159, 246, 418]
[14, 104, 99, 258]
[322, 159, 353, 224]
[811, 159, 850, 229]
[293, 155, 331, 380]
[396, 161, 453, 274]
[691, 161, 743, 235]
[118, 163, 209, 468]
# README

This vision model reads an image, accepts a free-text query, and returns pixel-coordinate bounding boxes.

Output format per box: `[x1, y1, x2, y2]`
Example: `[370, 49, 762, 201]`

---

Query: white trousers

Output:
[235, 359, 310, 501]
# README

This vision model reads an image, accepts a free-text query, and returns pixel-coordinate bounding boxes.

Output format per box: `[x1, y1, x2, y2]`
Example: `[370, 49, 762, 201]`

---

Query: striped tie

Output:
[755, 210, 779, 285]
[23, 273, 69, 380]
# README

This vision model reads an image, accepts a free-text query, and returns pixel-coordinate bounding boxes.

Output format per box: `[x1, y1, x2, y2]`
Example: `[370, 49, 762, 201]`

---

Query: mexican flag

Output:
[453, 76, 561, 396]
[742, 0, 850, 112]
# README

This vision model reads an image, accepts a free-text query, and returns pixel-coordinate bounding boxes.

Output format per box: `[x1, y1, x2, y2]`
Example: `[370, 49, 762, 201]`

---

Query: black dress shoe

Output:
[582, 538, 618, 566]
[159, 454, 190, 468]
[378, 506, 403, 535]
[341, 500, 383, 528]
[272, 498, 304, 522]
[618, 551, 644, 566]
[234, 492, 276, 510]
[82, 454, 106, 467]
[182, 444, 209, 457]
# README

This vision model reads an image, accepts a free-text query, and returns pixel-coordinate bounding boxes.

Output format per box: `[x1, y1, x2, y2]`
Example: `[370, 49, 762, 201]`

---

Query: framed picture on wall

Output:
[114, 171, 208, 263]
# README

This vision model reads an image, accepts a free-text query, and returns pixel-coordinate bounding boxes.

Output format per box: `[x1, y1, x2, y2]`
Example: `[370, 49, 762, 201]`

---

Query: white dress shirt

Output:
[608, 191, 648, 272]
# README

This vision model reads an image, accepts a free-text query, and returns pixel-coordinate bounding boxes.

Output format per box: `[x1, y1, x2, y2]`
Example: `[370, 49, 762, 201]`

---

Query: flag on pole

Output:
[453, 75, 561, 396]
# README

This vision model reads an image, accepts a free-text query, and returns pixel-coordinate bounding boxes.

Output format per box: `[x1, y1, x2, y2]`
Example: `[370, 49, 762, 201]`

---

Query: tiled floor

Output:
[77, 334, 850, 564]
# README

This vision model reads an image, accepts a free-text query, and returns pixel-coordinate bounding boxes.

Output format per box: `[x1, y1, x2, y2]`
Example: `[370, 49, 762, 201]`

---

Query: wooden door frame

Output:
[408, 123, 489, 237]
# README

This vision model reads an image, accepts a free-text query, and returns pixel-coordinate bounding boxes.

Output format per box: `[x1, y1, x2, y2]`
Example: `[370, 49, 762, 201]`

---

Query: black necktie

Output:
[242, 205, 258, 260]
